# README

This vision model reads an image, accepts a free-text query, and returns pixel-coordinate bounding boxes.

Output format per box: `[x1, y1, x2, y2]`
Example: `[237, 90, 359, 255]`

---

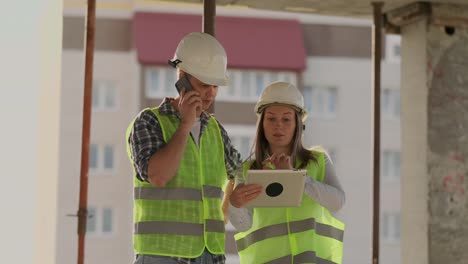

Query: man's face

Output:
[188, 76, 218, 111]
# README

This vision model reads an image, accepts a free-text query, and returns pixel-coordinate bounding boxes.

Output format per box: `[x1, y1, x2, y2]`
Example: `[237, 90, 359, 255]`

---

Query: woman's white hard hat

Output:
[169, 32, 229, 86]
[255, 81, 308, 121]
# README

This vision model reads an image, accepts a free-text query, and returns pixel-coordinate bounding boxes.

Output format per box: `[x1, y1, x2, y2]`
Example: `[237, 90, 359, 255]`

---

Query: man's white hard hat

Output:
[255, 81, 308, 121]
[169, 32, 229, 86]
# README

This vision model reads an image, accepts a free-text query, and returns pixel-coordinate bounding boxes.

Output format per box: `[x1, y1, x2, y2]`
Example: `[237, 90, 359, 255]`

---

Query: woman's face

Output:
[262, 105, 297, 151]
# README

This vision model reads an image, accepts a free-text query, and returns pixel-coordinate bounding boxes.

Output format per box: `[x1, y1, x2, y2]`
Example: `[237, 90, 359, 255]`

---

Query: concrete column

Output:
[400, 4, 468, 264]
[0, 1, 62, 263]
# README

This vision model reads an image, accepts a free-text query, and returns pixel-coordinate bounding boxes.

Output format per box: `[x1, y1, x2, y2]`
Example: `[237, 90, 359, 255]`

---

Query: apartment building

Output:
[60, 2, 401, 263]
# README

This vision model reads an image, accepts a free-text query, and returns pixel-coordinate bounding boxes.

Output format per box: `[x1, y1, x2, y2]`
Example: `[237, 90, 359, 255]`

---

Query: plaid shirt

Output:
[128, 97, 242, 182]
[128, 98, 242, 263]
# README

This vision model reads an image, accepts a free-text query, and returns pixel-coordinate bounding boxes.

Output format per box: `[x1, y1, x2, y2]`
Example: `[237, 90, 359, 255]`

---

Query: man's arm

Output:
[129, 107, 194, 187]
[146, 121, 191, 187]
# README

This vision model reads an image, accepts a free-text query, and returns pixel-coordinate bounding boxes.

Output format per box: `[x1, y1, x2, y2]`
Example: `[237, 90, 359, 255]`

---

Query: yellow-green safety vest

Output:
[234, 151, 345, 264]
[126, 108, 228, 257]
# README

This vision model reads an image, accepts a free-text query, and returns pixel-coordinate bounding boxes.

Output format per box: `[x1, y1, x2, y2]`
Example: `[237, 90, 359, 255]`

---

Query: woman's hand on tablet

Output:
[230, 183, 262, 208]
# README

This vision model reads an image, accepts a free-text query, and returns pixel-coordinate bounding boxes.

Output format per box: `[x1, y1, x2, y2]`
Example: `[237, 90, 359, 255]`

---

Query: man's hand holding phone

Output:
[175, 75, 194, 94]
[177, 88, 201, 129]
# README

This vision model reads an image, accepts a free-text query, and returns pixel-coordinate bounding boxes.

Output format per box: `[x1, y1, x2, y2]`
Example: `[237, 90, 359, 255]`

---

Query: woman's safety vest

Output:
[234, 152, 345, 264]
[126, 108, 228, 258]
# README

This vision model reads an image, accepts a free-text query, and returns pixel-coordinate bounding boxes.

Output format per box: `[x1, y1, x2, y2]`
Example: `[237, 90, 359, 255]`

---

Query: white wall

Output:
[0, 1, 63, 263]
[58, 50, 139, 264]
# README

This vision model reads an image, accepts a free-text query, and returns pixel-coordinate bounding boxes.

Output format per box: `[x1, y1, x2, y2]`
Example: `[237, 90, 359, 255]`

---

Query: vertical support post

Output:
[77, 0, 96, 263]
[372, 2, 384, 264]
[203, 0, 216, 113]
[203, 0, 216, 37]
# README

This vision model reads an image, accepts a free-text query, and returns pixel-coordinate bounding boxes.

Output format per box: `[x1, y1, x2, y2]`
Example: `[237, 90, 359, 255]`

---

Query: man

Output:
[127, 32, 242, 264]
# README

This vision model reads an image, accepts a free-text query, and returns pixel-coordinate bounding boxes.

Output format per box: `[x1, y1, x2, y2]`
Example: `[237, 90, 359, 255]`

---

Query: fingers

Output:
[179, 90, 202, 124]
[180, 90, 201, 107]
[230, 184, 262, 208]
[263, 153, 292, 170]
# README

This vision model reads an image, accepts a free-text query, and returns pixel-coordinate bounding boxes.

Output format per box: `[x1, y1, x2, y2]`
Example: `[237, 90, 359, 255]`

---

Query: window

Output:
[92, 80, 118, 111]
[223, 125, 256, 161]
[381, 150, 400, 181]
[145, 68, 160, 95]
[381, 88, 400, 120]
[276, 72, 297, 86]
[102, 208, 114, 234]
[103, 145, 114, 170]
[381, 212, 400, 243]
[89, 144, 116, 175]
[164, 68, 177, 95]
[240, 71, 252, 98]
[145, 67, 178, 98]
[255, 73, 265, 96]
[89, 144, 98, 170]
[225, 71, 237, 96]
[87, 207, 115, 236]
[304, 85, 338, 117]
[87, 207, 97, 233]
[216, 70, 297, 102]
[386, 35, 401, 63]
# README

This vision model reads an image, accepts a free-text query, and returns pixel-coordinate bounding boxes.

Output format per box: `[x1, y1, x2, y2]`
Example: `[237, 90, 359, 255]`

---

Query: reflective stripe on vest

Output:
[134, 185, 223, 200]
[265, 251, 337, 264]
[236, 218, 344, 251]
[135, 219, 225, 235]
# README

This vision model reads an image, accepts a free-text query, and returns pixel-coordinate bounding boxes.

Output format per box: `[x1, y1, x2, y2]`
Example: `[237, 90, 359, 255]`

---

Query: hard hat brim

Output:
[196, 73, 229, 86]
[256, 102, 308, 121]
[178, 65, 229, 86]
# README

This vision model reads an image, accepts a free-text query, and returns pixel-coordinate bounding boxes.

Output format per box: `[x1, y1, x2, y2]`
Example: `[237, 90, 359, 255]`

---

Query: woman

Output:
[228, 81, 346, 264]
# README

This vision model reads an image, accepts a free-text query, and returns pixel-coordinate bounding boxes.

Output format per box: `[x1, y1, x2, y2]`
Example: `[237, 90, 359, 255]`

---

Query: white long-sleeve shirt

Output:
[228, 155, 345, 232]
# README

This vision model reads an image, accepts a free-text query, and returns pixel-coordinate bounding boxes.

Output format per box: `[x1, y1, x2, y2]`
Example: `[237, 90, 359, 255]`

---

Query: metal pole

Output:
[203, 0, 216, 114]
[371, 2, 383, 264]
[77, 0, 96, 263]
[203, 0, 216, 36]
[202, 0, 237, 222]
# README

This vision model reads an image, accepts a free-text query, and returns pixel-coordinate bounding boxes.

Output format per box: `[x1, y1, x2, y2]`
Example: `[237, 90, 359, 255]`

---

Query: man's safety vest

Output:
[126, 108, 228, 257]
[234, 152, 345, 263]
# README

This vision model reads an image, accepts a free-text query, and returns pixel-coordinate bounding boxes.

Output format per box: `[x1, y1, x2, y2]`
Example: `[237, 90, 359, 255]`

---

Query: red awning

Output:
[133, 12, 306, 71]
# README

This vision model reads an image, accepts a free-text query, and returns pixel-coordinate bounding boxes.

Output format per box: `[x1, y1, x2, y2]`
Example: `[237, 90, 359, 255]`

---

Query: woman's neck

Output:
[268, 146, 292, 156]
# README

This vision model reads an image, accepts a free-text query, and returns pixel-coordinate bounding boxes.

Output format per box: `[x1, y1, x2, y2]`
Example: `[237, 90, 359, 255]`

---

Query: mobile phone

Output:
[175, 75, 194, 94]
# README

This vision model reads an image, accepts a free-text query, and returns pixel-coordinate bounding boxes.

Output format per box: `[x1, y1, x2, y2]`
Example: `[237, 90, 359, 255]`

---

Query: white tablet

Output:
[245, 169, 307, 208]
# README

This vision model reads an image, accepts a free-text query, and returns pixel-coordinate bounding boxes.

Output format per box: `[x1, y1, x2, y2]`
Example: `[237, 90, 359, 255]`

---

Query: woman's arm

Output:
[228, 177, 255, 232]
[304, 155, 346, 212]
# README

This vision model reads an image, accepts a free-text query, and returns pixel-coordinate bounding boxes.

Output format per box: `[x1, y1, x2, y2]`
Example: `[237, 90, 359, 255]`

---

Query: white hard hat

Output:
[169, 32, 229, 86]
[255, 81, 308, 121]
